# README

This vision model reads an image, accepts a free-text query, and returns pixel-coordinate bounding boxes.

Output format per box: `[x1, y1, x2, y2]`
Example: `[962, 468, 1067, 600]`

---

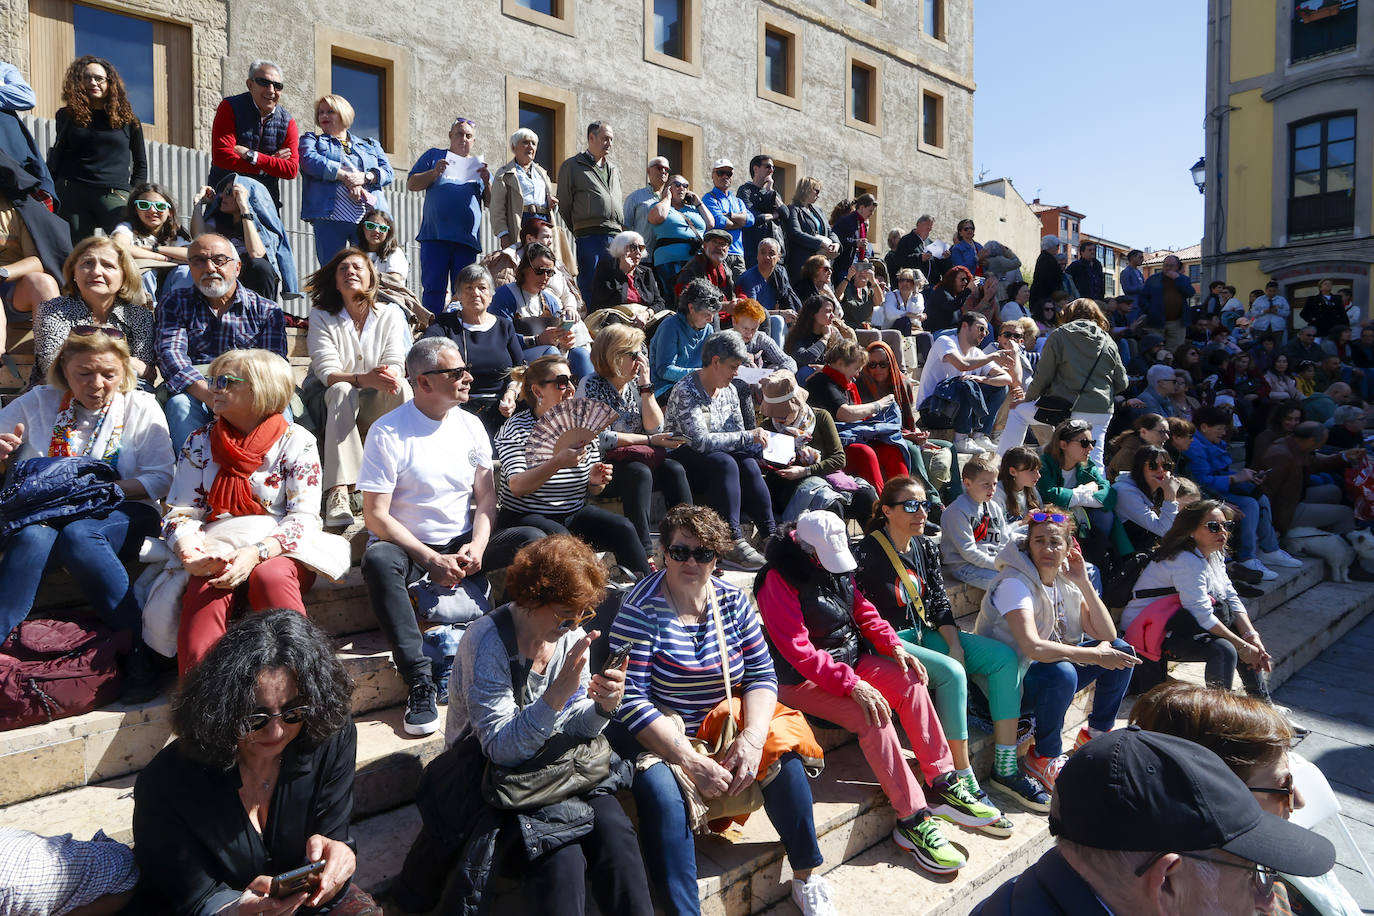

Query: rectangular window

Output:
[644, 0, 699, 75]
[920, 92, 943, 148]
[1289, 112, 1356, 238]
[764, 29, 790, 95]
[330, 57, 386, 146]
[518, 101, 557, 176]
[653, 0, 684, 59]
[757, 14, 801, 109]
[650, 115, 702, 189]
[518, 0, 557, 13]
[923, 0, 944, 39]
[657, 136, 685, 175]
[851, 62, 874, 124]
[502, 0, 576, 36]
[73, 4, 153, 122]
[1291, 0, 1358, 63]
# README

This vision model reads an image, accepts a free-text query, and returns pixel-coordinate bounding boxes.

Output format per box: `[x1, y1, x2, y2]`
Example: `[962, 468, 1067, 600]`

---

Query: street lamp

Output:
[1190, 157, 1206, 195]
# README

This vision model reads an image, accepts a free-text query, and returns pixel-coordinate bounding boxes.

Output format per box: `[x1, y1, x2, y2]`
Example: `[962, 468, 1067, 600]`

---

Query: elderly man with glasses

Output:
[154, 233, 287, 451]
[207, 60, 299, 211]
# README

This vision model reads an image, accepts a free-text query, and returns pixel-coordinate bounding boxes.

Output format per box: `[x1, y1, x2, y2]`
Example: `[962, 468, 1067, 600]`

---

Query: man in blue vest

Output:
[207, 60, 299, 210]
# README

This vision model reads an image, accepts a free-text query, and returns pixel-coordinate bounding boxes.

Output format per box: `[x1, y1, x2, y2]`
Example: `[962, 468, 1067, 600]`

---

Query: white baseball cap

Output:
[793, 511, 857, 574]
[711, 158, 735, 172]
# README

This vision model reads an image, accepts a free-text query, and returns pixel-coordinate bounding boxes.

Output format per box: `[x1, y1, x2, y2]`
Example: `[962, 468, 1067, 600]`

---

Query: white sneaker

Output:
[324, 489, 354, 528]
[1240, 557, 1278, 581]
[1259, 549, 1304, 569]
[953, 433, 981, 454]
[791, 874, 839, 916]
[973, 434, 997, 453]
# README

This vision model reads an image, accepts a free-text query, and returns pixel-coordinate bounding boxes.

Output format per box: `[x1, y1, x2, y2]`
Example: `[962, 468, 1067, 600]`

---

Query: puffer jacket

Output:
[1025, 319, 1128, 415]
[0, 456, 123, 541]
[755, 533, 862, 686]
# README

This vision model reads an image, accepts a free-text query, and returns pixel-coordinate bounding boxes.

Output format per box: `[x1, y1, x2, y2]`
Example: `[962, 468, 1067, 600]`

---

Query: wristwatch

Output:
[0, 266, 9, 281]
[256, 541, 272, 562]
[241, 211, 257, 222]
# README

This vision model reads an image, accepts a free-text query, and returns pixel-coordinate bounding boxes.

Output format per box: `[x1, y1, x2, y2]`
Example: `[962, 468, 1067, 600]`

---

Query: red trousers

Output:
[844, 442, 908, 489]
[178, 557, 316, 675]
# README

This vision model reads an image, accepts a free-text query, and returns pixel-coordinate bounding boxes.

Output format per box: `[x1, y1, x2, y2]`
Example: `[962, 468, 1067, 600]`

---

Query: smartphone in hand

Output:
[269, 861, 325, 898]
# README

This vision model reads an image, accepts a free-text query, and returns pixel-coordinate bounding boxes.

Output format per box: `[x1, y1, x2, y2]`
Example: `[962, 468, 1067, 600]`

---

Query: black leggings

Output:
[670, 446, 775, 540]
[497, 504, 651, 575]
[601, 457, 693, 553]
[523, 795, 655, 916]
[1162, 609, 1270, 700]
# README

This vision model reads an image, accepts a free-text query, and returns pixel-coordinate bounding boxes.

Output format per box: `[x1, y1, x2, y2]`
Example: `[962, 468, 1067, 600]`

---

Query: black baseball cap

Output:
[1050, 726, 1335, 877]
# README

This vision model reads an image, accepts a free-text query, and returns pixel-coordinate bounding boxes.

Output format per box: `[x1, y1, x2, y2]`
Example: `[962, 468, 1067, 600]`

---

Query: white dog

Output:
[1282, 527, 1352, 583]
[1347, 528, 1374, 571]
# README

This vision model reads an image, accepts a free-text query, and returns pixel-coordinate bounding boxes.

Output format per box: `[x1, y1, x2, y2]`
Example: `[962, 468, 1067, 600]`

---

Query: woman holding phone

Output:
[490, 243, 593, 378]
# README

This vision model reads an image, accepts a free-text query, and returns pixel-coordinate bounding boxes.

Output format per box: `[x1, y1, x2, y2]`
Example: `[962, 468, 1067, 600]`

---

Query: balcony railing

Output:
[1288, 189, 1355, 238]
[1291, 0, 1359, 63]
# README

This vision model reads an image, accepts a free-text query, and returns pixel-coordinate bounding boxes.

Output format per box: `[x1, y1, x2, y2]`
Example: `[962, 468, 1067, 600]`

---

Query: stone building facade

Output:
[3, 0, 978, 242]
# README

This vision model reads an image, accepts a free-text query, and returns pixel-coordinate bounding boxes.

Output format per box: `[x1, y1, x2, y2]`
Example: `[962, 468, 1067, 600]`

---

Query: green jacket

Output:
[555, 151, 624, 235]
[1037, 453, 1134, 557]
[1025, 319, 1128, 415]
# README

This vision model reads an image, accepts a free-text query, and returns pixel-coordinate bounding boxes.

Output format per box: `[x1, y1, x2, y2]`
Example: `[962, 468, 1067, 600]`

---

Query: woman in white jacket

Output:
[1110, 445, 1179, 553]
[305, 248, 411, 527]
[877, 268, 926, 333]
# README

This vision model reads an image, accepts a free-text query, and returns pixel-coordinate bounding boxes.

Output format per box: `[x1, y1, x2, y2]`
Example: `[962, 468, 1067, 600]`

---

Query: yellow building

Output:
[1202, 0, 1371, 324]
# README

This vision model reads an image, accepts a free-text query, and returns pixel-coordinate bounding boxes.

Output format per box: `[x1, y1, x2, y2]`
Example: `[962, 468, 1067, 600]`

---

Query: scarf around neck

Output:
[821, 365, 861, 406]
[49, 391, 127, 465]
[206, 414, 288, 518]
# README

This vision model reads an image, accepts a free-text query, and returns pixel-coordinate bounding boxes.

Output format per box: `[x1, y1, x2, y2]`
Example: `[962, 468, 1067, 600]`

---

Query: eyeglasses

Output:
[243, 704, 312, 732]
[1132, 851, 1276, 897]
[665, 544, 718, 564]
[134, 199, 170, 212]
[189, 254, 237, 269]
[532, 267, 557, 277]
[82, 74, 108, 84]
[887, 499, 933, 514]
[555, 607, 596, 632]
[362, 220, 391, 233]
[252, 76, 284, 92]
[1146, 460, 1176, 472]
[819, 265, 833, 273]
[211, 374, 247, 390]
[626, 244, 647, 252]
[867, 361, 890, 370]
[1001, 332, 1024, 340]
[760, 163, 775, 171]
[1205, 520, 1236, 533]
[671, 181, 689, 189]
[1249, 775, 1295, 805]
[71, 325, 126, 341]
[714, 169, 733, 176]
[421, 366, 472, 381]
[1028, 511, 1070, 524]
[537, 374, 574, 390]
[1066, 438, 1093, 448]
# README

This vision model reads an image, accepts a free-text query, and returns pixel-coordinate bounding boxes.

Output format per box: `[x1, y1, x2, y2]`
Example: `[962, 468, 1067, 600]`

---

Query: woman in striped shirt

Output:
[494, 354, 650, 576]
[608, 506, 835, 916]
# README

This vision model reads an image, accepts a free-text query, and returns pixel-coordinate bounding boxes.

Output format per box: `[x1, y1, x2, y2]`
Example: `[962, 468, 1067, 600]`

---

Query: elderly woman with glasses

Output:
[490, 127, 558, 248]
[607, 505, 835, 916]
[647, 174, 714, 296]
[132, 609, 371, 915]
[30, 235, 155, 387]
[299, 93, 394, 265]
[649, 278, 719, 399]
[494, 354, 650, 577]
[491, 242, 593, 378]
[973, 512, 1139, 793]
[0, 329, 174, 702]
[589, 230, 664, 317]
[164, 349, 326, 675]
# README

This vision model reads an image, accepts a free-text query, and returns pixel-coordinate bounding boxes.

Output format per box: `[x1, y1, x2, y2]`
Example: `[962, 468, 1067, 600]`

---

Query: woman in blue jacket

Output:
[299, 94, 394, 266]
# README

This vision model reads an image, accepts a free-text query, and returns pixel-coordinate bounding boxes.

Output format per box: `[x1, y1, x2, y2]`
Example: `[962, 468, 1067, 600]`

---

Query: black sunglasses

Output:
[243, 704, 311, 731]
[555, 607, 596, 632]
[1249, 775, 1295, 805]
[71, 325, 126, 341]
[1068, 438, 1093, 448]
[1205, 520, 1236, 533]
[887, 499, 933, 514]
[1002, 332, 1023, 340]
[1028, 511, 1070, 524]
[421, 366, 472, 380]
[252, 76, 284, 92]
[867, 361, 890, 370]
[665, 544, 717, 564]
[532, 267, 557, 277]
[1147, 460, 1175, 472]
[537, 374, 574, 389]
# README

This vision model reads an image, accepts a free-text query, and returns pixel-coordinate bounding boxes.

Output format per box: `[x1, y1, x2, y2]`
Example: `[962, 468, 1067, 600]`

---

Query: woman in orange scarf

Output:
[163, 348, 324, 674]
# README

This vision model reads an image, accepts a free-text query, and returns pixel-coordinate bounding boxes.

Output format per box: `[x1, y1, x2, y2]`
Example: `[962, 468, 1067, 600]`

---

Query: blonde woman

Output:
[299, 93, 394, 265]
[785, 176, 840, 281]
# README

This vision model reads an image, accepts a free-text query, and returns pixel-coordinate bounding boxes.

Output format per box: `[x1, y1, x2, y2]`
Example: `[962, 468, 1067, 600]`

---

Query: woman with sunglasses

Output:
[855, 477, 1049, 816]
[877, 267, 927, 334]
[132, 609, 371, 915]
[442, 535, 654, 915]
[855, 340, 956, 501]
[299, 93, 394, 265]
[165, 349, 328, 675]
[494, 355, 650, 577]
[948, 219, 982, 274]
[30, 235, 155, 388]
[792, 255, 847, 319]
[589, 230, 665, 317]
[491, 242, 593, 378]
[1121, 500, 1273, 701]
[1111, 445, 1181, 554]
[111, 182, 193, 302]
[607, 505, 836, 916]
[1037, 418, 1129, 569]
[803, 339, 908, 491]
[1105, 413, 1168, 481]
[646, 175, 713, 296]
[0, 329, 174, 702]
[1130, 682, 1361, 915]
[973, 512, 1139, 792]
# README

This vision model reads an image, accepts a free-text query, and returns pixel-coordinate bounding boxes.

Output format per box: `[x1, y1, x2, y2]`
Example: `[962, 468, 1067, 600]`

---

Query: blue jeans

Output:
[520, 344, 594, 379]
[1022, 637, 1135, 758]
[165, 392, 213, 455]
[946, 380, 1005, 435]
[0, 503, 162, 642]
[1225, 491, 1279, 560]
[419, 240, 480, 315]
[979, 384, 1007, 436]
[311, 218, 359, 268]
[575, 233, 615, 304]
[765, 314, 786, 346]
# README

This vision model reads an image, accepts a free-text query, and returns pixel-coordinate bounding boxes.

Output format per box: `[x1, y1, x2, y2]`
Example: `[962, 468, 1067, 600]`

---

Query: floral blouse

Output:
[162, 420, 323, 553]
[581, 373, 647, 434]
[664, 371, 760, 455]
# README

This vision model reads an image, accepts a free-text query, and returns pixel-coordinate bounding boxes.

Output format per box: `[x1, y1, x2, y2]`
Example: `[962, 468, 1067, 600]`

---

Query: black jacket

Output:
[853, 531, 957, 635]
[1300, 294, 1347, 337]
[756, 532, 861, 686]
[970, 847, 1112, 916]
[738, 181, 786, 264]
[784, 204, 838, 280]
[1028, 250, 1064, 308]
[1064, 258, 1105, 300]
[589, 258, 665, 312]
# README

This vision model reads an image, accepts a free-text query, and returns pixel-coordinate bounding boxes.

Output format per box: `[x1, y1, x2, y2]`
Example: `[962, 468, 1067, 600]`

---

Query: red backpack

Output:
[0, 616, 131, 732]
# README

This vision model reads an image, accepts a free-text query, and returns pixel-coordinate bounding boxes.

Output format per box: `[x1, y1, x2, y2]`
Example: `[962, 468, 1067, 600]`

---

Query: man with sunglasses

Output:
[972, 727, 1335, 916]
[207, 60, 298, 211]
[702, 159, 753, 281]
[359, 338, 541, 735]
[738, 155, 786, 271]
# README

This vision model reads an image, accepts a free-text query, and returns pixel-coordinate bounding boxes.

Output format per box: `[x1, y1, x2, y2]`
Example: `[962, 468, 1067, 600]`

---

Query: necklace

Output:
[243, 754, 281, 792]
[663, 579, 710, 647]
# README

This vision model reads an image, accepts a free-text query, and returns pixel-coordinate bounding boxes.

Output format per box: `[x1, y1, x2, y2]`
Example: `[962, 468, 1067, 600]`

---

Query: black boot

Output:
[120, 641, 161, 706]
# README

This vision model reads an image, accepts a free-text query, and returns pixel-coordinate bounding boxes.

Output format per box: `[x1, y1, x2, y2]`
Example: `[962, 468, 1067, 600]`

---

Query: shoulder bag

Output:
[871, 531, 928, 639]
[1034, 344, 1105, 426]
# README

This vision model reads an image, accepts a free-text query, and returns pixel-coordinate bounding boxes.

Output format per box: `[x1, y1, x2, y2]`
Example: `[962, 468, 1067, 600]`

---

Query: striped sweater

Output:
[494, 408, 600, 516]
[610, 571, 778, 735]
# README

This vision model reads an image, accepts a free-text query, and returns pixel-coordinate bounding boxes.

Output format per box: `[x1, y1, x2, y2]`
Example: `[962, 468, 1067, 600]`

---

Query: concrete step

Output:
[0, 629, 406, 807]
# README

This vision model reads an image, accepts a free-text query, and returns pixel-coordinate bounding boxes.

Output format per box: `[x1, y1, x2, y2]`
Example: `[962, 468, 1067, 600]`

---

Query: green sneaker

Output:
[929, 773, 1001, 827]
[957, 773, 1014, 837]
[893, 817, 967, 874]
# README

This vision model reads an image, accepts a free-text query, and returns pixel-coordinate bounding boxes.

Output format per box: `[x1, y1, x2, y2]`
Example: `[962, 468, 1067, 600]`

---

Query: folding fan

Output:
[524, 398, 620, 467]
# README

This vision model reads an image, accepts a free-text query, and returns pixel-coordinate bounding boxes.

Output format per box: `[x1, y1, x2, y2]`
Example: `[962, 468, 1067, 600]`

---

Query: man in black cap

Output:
[971, 725, 1335, 915]
[672, 228, 736, 304]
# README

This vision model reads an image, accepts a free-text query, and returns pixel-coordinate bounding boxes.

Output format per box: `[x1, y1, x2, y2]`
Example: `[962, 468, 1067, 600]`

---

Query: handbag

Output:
[604, 444, 667, 469]
[917, 388, 960, 430]
[479, 607, 616, 812]
[1033, 345, 1106, 426]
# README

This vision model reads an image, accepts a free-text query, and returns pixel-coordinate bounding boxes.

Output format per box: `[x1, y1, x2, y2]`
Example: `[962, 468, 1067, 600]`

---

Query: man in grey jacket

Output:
[557, 121, 624, 303]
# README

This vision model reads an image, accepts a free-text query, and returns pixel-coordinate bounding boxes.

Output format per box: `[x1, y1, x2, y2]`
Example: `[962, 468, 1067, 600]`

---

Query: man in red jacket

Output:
[206, 60, 299, 210]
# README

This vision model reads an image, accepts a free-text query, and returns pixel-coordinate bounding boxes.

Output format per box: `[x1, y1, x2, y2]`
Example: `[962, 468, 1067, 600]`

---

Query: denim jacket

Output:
[213, 175, 299, 295]
[298, 131, 393, 221]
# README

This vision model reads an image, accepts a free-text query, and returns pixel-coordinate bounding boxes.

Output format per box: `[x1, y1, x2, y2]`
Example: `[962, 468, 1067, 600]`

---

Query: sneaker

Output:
[1234, 580, 1266, 598]
[1259, 549, 1304, 569]
[959, 774, 1014, 836]
[403, 680, 440, 736]
[720, 538, 766, 571]
[120, 642, 161, 706]
[1022, 751, 1070, 792]
[893, 817, 967, 874]
[1240, 557, 1279, 581]
[1270, 704, 1311, 739]
[972, 434, 997, 453]
[1016, 715, 1036, 748]
[928, 773, 1001, 826]
[790, 873, 839, 916]
[432, 655, 454, 707]
[324, 488, 354, 528]
[990, 771, 1052, 813]
[1072, 727, 1095, 752]
[1227, 562, 1265, 585]
[953, 433, 983, 455]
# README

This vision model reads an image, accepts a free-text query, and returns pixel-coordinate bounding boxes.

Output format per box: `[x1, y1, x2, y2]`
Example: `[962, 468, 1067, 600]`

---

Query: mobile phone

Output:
[560, 318, 577, 331]
[269, 860, 325, 898]
[602, 644, 631, 673]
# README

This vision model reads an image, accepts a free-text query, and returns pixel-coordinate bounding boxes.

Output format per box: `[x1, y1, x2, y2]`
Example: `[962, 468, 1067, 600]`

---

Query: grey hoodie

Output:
[1025, 318, 1128, 415]
[940, 493, 1011, 571]
[972, 537, 1086, 654]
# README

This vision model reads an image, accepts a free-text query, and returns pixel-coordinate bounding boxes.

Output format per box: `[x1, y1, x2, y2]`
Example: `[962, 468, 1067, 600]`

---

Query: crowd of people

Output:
[0, 51, 1369, 916]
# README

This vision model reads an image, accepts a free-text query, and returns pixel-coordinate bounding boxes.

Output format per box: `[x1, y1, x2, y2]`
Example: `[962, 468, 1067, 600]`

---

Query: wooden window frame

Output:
[917, 83, 947, 157]
[502, 0, 577, 37]
[920, 0, 946, 43]
[504, 77, 578, 181]
[643, 0, 702, 77]
[315, 26, 410, 157]
[757, 10, 802, 110]
[844, 47, 882, 136]
[648, 114, 703, 190]
[848, 0, 881, 14]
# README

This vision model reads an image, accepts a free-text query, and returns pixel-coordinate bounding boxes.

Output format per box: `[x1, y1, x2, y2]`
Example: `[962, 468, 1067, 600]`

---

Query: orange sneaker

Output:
[1023, 750, 1069, 792]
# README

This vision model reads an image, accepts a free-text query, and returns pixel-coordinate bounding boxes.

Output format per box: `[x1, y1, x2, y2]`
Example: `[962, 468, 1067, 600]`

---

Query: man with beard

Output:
[155, 233, 286, 450]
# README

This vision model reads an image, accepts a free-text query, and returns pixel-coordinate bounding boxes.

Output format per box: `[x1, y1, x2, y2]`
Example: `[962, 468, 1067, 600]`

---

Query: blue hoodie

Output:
[1185, 431, 1233, 496]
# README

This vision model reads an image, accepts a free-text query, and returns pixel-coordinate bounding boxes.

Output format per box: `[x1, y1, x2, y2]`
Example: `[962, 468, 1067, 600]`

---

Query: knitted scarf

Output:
[206, 414, 288, 518]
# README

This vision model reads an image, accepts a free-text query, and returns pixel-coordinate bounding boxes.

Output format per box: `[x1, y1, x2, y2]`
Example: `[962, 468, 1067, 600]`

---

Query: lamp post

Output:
[1190, 156, 1206, 195]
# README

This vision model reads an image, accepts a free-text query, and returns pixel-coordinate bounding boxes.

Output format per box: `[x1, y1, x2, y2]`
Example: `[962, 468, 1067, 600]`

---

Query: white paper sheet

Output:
[763, 432, 796, 465]
[925, 240, 950, 258]
[442, 153, 485, 184]
[735, 366, 772, 385]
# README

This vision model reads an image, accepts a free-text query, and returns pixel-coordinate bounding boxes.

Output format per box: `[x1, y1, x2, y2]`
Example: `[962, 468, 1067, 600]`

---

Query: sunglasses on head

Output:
[1205, 520, 1236, 533]
[888, 498, 933, 514]
[421, 366, 472, 380]
[71, 325, 125, 341]
[1028, 511, 1070, 524]
[252, 76, 284, 91]
[665, 544, 717, 564]
[555, 607, 596, 632]
[211, 373, 246, 390]
[362, 220, 390, 233]
[453, 116, 476, 127]
[243, 704, 311, 732]
[538, 374, 574, 389]
[532, 267, 557, 277]
[1147, 460, 1175, 472]
[134, 199, 170, 212]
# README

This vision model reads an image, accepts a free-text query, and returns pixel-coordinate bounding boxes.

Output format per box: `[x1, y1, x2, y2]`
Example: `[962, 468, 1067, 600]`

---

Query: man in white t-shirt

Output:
[359, 336, 540, 735]
[917, 312, 1016, 453]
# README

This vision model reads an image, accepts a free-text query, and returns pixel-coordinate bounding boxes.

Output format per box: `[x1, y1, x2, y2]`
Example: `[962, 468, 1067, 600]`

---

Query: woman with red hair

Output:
[855, 339, 959, 502]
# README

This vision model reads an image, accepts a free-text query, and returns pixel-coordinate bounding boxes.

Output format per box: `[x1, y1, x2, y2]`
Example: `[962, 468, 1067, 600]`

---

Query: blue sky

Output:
[973, 1, 1206, 251]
